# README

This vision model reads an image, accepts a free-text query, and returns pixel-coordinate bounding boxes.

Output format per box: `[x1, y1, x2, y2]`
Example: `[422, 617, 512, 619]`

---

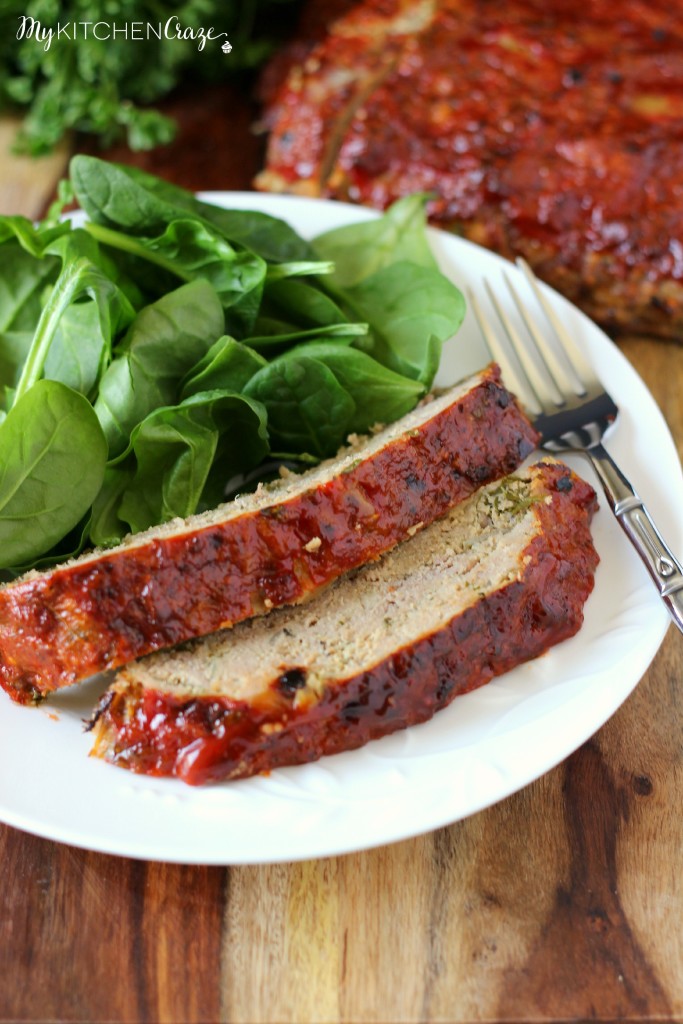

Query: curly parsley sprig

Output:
[0, 0, 299, 155]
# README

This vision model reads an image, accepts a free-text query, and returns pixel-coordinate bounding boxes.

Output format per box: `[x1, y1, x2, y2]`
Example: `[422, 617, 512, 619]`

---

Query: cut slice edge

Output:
[88, 459, 599, 785]
[0, 364, 537, 702]
[255, 0, 437, 195]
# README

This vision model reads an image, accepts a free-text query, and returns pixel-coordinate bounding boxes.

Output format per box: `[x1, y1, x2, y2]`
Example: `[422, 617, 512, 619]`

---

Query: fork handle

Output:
[585, 443, 683, 635]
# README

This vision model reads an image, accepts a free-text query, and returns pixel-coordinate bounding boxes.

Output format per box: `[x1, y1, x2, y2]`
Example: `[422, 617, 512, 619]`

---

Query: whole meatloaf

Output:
[89, 460, 599, 786]
[0, 365, 537, 705]
[257, 0, 683, 338]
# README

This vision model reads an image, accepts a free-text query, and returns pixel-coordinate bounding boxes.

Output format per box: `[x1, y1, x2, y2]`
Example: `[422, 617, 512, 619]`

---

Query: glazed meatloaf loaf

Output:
[89, 460, 598, 785]
[257, 0, 683, 338]
[0, 365, 537, 705]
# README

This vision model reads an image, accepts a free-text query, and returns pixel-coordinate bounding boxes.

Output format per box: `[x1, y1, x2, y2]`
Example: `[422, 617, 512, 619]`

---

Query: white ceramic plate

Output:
[0, 193, 681, 864]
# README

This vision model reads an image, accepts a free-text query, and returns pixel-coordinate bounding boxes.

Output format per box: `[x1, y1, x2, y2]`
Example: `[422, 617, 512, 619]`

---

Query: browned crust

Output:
[259, 0, 683, 338]
[256, 0, 363, 109]
[254, 0, 434, 194]
[89, 462, 599, 786]
[0, 366, 537, 704]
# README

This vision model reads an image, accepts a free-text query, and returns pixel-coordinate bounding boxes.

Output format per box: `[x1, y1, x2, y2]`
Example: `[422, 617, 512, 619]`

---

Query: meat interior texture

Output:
[89, 461, 599, 786]
[257, 0, 683, 338]
[0, 365, 537, 704]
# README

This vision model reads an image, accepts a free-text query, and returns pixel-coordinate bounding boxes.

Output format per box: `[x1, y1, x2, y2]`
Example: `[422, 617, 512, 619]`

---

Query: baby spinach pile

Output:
[0, 156, 465, 574]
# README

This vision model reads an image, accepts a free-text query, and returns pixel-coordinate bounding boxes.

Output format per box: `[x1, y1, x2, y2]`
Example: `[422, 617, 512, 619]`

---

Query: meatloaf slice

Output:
[89, 460, 598, 786]
[257, 0, 683, 338]
[0, 364, 537, 705]
[258, 0, 435, 195]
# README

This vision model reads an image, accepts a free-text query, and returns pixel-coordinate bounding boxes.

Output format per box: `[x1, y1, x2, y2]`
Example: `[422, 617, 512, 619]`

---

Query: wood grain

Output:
[220, 635, 683, 1024]
[621, 337, 683, 462]
[2, 637, 681, 1024]
[0, 119, 70, 219]
[0, 828, 227, 1023]
[79, 82, 265, 197]
[0, 110, 682, 1022]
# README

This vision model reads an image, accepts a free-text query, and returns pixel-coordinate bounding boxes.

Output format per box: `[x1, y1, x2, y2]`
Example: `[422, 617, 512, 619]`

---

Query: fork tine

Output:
[496, 274, 565, 410]
[505, 269, 586, 400]
[467, 287, 542, 416]
[516, 257, 595, 393]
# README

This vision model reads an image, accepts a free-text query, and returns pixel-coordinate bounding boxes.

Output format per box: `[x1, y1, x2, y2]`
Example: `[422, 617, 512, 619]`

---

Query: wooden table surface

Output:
[1, 99, 682, 1023]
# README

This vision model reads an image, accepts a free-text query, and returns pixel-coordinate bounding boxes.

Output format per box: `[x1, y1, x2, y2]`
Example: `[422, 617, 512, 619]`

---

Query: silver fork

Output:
[469, 257, 683, 635]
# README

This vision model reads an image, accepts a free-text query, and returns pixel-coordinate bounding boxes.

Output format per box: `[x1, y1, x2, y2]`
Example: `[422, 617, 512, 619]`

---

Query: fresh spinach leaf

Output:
[0, 380, 107, 569]
[44, 299, 111, 400]
[180, 337, 266, 400]
[313, 194, 437, 288]
[244, 357, 356, 458]
[116, 391, 269, 534]
[13, 231, 134, 406]
[265, 260, 334, 282]
[118, 414, 217, 534]
[0, 214, 71, 258]
[0, 332, 32, 395]
[263, 278, 351, 329]
[194, 204, 318, 263]
[0, 160, 470, 566]
[71, 155, 182, 234]
[94, 279, 224, 457]
[5, 513, 92, 579]
[113, 163, 319, 262]
[280, 342, 425, 433]
[343, 261, 465, 385]
[244, 321, 367, 355]
[0, 244, 58, 334]
[85, 217, 268, 335]
[72, 157, 317, 278]
[0, 245, 58, 395]
[89, 465, 135, 549]
[43, 179, 76, 227]
[311, 197, 465, 385]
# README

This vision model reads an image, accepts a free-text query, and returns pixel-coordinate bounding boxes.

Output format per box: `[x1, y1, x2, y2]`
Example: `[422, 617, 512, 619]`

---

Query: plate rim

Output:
[0, 191, 679, 864]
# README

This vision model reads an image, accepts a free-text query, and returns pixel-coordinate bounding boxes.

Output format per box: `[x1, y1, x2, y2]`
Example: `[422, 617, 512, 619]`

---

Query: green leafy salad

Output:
[0, 156, 465, 574]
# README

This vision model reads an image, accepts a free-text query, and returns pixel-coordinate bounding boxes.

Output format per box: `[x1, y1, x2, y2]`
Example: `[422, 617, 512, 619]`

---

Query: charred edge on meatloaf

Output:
[0, 366, 537, 703]
[87, 462, 598, 785]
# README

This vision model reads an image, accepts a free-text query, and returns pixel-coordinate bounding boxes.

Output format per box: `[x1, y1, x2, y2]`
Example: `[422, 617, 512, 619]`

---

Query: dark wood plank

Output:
[496, 625, 682, 1019]
[83, 82, 264, 194]
[0, 827, 227, 1023]
[220, 635, 683, 1023]
[0, 119, 70, 219]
